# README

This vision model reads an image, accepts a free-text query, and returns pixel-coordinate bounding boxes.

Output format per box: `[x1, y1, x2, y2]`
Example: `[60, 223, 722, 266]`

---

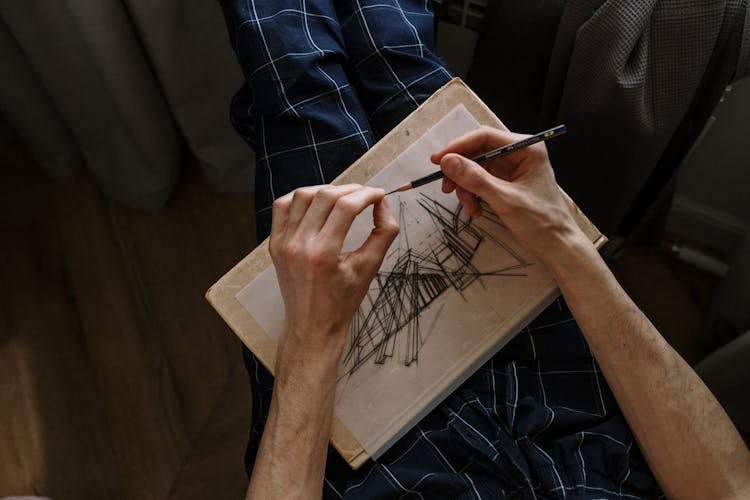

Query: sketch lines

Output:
[341, 194, 532, 377]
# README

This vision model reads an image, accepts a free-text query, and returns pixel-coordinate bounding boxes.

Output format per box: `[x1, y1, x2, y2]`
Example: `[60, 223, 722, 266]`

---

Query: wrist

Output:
[272, 341, 339, 423]
[271, 332, 340, 445]
[275, 324, 347, 381]
[536, 224, 596, 277]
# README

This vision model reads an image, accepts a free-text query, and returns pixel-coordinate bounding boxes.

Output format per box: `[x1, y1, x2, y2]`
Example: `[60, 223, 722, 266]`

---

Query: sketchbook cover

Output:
[206, 78, 606, 470]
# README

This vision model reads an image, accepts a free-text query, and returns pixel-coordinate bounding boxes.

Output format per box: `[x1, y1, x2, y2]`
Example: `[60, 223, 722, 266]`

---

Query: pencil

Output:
[386, 124, 567, 195]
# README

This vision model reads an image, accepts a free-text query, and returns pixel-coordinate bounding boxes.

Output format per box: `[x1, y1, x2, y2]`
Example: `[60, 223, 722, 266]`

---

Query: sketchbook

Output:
[206, 78, 606, 470]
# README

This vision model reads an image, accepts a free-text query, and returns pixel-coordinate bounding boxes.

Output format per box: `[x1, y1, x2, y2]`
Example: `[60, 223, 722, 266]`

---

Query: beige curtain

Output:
[0, 0, 253, 211]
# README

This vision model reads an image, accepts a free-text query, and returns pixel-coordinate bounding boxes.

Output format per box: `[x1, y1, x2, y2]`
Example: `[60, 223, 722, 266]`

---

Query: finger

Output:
[349, 197, 400, 274]
[318, 187, 386, 251]
[430, 126, 528, 164]
[296, 184, 363, 236]
[285, 186, 321, 234]
[440, 154, 509, 202]
[442, 176, 457, 193]
[270, 191, 295, 239]
[456, 187, 482, 218]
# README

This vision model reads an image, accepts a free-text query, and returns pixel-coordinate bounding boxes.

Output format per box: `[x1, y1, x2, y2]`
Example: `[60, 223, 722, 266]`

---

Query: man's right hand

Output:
[432, 128, 750, 499]
[430, 126, 587, 266]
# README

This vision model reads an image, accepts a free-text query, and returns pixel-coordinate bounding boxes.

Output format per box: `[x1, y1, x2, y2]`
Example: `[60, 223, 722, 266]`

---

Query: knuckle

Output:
[315, 186, 337, 202]
[293, 186, 316, 202]
[307, 254, 323, 271]
[334, 197, 357, 214]
[282, 241, 302, 262]
[484, 125, 507, 140]
[479, 125, 498, 135]
[480, 125, 497, 136]
[478, 126, 497, 147]
[272, 197, 289, 211]
[307, 245, 328, 270]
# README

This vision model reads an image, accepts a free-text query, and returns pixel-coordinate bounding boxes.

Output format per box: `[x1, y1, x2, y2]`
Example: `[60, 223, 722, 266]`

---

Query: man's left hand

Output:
[269, 184, 400, 369]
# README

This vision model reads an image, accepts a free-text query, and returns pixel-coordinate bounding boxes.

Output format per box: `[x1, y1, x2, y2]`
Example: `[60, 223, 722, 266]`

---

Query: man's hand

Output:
[247, 184, 398, 500]
[269, 183, 399, 366]
[433, 127, 750, 498]
[431, 126, 585, 266]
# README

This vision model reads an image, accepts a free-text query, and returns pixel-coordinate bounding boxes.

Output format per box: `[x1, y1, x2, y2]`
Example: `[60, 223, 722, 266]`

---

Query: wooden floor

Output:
[0, 139, 717, 499]
[0, 140, 254, 499]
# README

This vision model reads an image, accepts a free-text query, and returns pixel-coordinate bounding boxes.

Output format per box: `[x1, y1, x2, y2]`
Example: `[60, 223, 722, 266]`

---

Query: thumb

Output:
[440, 154, 505, 201]
[349, 198, 399, 274]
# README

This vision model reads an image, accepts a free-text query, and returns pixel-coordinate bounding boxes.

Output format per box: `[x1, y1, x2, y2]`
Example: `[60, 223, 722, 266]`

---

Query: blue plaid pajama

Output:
[219, 0, 450, 237]
[218, 1, 661, 497]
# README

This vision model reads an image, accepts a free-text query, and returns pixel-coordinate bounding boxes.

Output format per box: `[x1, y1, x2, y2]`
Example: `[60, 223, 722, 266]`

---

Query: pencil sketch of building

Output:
[341, 194, 532, 376]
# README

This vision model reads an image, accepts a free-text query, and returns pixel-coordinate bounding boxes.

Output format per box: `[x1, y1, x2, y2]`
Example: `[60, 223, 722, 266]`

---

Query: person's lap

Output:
[219, 1, 660, 497]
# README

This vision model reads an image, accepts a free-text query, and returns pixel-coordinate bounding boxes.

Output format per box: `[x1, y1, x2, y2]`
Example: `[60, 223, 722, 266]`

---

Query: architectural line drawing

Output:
[340, 194, 533, 377]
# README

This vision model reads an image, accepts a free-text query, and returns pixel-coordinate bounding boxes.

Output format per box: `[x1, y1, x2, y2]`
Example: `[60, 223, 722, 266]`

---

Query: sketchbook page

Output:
[235, 104, 558, 459]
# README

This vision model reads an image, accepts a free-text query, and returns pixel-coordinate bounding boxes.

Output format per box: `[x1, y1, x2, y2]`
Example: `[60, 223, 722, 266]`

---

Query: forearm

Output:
[248, 185, 397, 498]
[544, 232, 750, 499]
[246, 331, 343, 499]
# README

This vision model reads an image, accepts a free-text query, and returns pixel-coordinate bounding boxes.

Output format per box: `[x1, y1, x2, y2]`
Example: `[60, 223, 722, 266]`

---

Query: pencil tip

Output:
[386, 184, 410, 195]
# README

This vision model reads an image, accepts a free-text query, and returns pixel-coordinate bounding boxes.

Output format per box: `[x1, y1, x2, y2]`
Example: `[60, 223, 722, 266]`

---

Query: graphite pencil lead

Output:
[385, 184, 410, 195]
